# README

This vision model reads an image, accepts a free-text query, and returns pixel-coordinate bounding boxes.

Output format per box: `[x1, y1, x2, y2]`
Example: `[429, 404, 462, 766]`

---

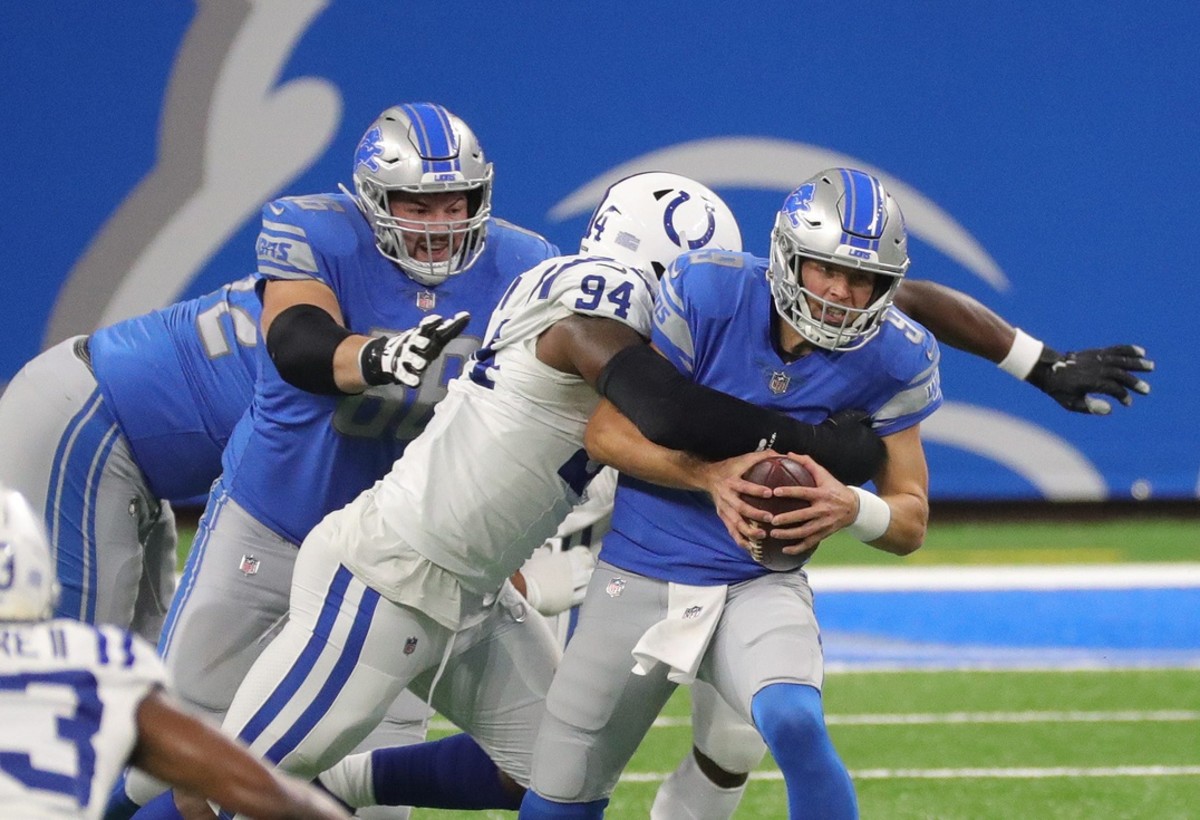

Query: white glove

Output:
[520, 546, 597, 616]
[359, 311, 470, 389]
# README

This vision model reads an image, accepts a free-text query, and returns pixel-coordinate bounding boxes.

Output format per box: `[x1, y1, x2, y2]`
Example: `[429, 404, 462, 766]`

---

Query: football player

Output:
[521, 169, 939, 818]
[111, 102, 561, 817]
[0, 485, 350, 820]
[0, 276, 262, 644]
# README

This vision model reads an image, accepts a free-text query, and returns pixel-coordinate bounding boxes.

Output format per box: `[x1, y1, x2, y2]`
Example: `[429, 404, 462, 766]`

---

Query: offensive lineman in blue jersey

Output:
[522, 169, 939, 819]
[117, 103, 559, 816]
[0, 277, 261, 644]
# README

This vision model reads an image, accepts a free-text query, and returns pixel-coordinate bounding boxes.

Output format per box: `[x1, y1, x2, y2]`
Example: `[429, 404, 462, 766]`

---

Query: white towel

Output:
[631, 582, 728, 684]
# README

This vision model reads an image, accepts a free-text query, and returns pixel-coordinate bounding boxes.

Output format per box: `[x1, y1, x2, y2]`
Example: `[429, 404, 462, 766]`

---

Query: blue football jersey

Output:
[223, 192, 558, 544]
[89, 277, 261, 503]
[602, 250, 943, 585]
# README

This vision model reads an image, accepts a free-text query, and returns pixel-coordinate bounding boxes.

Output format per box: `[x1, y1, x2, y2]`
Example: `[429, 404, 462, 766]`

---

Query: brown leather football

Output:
[739, 456, 817, 571]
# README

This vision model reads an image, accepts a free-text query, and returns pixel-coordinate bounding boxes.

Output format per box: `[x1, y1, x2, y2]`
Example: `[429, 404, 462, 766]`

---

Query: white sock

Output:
[316, 751, 376, 810]
[650, 752, 747, 820]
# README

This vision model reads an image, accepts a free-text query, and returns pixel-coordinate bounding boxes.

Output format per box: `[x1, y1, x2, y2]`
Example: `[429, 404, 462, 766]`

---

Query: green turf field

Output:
[175, 513, 1200, 570]
[174, 515, 1200, 817]
[417, 669, 1200, 819]
[807, 514, 1200, 566]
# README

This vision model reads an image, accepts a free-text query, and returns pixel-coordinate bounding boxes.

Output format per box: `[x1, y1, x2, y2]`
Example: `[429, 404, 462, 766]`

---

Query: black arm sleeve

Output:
[596, 344, 884, 484]
[265, 304, 354, 395]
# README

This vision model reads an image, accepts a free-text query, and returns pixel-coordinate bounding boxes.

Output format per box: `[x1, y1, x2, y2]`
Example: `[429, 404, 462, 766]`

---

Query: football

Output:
[739, 456, 818, 571]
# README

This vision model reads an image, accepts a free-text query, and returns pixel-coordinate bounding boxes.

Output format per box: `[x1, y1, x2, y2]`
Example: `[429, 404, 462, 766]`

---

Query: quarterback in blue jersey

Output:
[522, 169, 939, 819]
[117, 103, 559, 815]
[0, 277, 260, 644]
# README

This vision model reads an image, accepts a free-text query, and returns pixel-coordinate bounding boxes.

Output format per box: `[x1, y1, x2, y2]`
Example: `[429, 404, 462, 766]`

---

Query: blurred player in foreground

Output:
[0, 485, 349, 820]
[521, 168, 940, 818]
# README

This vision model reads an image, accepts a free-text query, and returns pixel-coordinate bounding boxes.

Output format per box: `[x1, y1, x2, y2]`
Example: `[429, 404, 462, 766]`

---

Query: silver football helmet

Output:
[578, 172, 742, 277]
[349, 103, 494, 286]
[768, 168, 909, 351]
[0, 486, 59, 622]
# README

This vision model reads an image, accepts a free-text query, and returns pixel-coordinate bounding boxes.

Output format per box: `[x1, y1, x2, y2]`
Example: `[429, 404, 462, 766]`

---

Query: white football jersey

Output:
[0, 619, 166, 818]
[340, 254, 656, 599]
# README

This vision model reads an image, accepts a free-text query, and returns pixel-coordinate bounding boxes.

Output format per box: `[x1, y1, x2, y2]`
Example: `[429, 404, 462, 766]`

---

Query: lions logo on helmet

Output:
[0, 486, 59, 622]
[579, 172, 742, 277]
[348, 102, 494, 286]
[768, 167, 909, 351]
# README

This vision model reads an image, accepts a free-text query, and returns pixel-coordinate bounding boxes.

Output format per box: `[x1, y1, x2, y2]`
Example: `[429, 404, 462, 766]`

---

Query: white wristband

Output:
[997, 328, 1045, 380]
[846, 486, 891, 542]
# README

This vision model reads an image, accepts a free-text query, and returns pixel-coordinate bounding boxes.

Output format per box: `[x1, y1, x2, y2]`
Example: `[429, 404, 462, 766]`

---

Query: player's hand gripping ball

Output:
[740, 456, 817, 571]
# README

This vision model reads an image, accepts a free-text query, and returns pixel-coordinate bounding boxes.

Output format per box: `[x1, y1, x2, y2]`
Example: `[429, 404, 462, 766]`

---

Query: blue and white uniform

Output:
[527, 250, 942, 806]
[0, 278, 260, 642]
[0, 619, 166, 819]
[219, 253, 655, 789]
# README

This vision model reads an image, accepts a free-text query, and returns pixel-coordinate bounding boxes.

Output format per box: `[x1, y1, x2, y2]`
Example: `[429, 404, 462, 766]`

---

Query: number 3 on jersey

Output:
[0, 670, 102, 805]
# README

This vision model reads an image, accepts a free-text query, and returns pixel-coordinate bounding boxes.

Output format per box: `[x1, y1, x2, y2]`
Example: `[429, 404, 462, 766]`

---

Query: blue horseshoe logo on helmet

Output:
[663, 191, 717, 249]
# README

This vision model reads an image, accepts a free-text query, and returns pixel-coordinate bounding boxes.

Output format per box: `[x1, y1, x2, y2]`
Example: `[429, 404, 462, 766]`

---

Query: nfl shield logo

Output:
[416, 290, 437, 311]
[768, 371, 791, 395]
[238, 555, 260, 576]
[404, 637, 419, 655]
[605, 578, 626, 598]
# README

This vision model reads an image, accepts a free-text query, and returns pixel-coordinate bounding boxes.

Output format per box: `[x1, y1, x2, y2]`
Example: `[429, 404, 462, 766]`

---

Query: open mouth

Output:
[413, 238, 453, 261]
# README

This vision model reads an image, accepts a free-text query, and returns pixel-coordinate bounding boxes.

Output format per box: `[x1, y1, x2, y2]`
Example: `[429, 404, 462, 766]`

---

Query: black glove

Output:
[809, 409, 887, 486]
[1026, 344, 1153, 415]
[360, 311, 471, 388]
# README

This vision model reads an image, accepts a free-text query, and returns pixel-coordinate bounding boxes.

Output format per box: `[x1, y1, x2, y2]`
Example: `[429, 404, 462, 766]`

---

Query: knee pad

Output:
[690, 683, 767, 773]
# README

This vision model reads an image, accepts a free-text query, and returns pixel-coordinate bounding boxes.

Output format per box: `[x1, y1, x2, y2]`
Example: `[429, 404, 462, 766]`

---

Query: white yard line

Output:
[807, 563, 1200, 591]
[428, 709, 1200, 732]
[618, 765, 1200, 783]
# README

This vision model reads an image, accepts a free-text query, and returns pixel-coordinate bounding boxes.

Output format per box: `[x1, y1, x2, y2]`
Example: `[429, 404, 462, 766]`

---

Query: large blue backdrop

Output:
[4, 1, 1195, 501]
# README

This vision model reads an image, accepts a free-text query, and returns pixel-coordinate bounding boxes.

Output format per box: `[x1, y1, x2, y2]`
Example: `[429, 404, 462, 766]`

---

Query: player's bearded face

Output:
[389, 191, 470, 263]
[800, 260, 876, 326]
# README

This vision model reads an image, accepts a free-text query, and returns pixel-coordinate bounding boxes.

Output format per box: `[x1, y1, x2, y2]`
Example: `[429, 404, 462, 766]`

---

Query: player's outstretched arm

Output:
[130, 688, 350, 820]
[894, 279, 1153, 415]
[261, 279, 468, 394]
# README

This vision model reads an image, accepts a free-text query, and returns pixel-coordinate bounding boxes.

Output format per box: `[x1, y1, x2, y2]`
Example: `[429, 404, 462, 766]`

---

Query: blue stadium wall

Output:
[3, 1, 1195, 501]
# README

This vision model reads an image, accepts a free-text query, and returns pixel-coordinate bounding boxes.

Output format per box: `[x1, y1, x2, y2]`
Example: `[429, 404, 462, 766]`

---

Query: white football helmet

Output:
[768, 168, 909, 351]
[349, 102, 494, 286]
[578, 172, 742, 277]
[0, 486, 59, 622]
